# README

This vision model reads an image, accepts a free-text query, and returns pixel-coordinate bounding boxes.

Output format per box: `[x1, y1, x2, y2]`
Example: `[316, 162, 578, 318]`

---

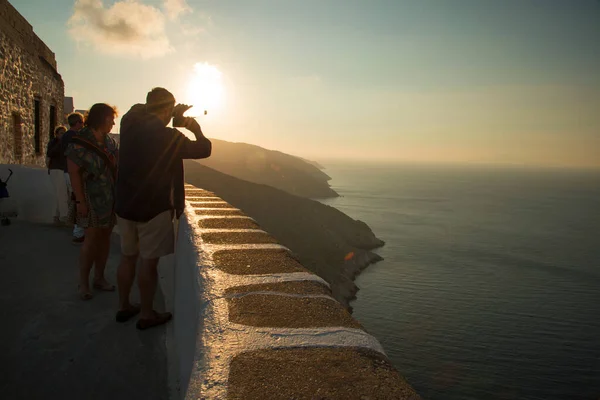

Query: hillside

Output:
[195, 139, 338, 199]
[184, 160, 384, 310]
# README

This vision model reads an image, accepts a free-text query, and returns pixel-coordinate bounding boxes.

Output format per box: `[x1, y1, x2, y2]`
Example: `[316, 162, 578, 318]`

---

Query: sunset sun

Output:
[186, 62, 225, 115]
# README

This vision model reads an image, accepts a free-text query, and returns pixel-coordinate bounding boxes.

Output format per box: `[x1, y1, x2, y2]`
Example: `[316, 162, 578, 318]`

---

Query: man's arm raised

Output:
[174, 117, 212, 159]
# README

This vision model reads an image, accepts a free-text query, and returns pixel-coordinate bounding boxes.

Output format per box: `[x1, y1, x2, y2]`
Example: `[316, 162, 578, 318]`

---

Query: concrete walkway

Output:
[0, 220, 168, 400]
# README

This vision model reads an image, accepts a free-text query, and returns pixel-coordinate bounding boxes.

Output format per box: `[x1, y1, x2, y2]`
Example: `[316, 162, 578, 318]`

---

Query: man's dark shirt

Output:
[46, 138, 66, 171]
[61, 129, 78, 172]
[115, 104, 212, 222]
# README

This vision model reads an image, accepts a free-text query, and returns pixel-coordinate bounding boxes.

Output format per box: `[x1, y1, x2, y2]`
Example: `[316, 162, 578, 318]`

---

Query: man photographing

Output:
[115, 87, 212, 330]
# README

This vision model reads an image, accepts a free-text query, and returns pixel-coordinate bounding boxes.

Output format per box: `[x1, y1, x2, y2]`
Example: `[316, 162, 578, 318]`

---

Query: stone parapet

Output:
[174, 184, 420, 399]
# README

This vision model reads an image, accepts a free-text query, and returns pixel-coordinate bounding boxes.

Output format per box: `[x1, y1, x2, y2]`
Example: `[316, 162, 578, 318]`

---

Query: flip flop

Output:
[136, 311, 173, 330]
[116, 304, 141, 323]
[78, 285, 93, 301]
[93, 281, 116, 292]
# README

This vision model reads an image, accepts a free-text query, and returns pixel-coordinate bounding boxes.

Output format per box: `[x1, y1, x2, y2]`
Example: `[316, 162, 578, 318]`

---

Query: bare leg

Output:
[93, 227, 113, 288]
[138, 257, 160, 319]
[78, 227, 99, 297]
[118, 254, 138, 310]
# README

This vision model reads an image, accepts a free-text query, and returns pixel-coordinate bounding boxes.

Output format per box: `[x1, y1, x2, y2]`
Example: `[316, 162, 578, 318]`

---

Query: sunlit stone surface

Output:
[182, 184, 420, 399]
[201, 230, 277, 245]
[224, 280, 332, 297]
[212, 248, 307, 275]
[228, 348, 420, 400]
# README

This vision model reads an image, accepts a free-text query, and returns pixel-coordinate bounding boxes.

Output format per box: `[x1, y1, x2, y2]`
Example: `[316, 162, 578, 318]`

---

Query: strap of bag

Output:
[71, 136, 117, 180]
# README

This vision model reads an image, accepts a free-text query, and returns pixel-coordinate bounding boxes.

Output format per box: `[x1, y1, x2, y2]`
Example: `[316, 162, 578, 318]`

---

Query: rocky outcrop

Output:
[184, 160, 383, 310]
[193, 139, 338, 199]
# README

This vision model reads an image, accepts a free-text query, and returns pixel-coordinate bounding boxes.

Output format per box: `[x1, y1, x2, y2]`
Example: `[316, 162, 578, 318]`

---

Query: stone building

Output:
[0, 0, 64, 166]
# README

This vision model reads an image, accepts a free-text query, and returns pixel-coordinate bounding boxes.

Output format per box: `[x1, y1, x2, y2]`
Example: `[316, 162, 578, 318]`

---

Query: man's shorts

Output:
[116, 210, 174, 259]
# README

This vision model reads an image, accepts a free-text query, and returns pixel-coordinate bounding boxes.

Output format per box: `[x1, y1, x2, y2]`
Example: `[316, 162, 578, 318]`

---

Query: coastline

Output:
[345, 250, 384, 312]
[334, 247, 385, 311]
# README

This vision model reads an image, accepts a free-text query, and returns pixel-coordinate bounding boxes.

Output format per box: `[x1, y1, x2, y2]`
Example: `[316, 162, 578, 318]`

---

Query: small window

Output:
[34, 99, 41, 154]
[13, 113, 23, 162]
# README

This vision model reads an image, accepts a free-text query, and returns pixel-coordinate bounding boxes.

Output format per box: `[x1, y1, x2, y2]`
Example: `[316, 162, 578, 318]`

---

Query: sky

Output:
[11, 0, 600, 167]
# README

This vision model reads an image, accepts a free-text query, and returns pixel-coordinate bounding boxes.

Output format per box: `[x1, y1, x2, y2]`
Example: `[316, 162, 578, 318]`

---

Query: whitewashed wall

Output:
[0, 164, 55, 221]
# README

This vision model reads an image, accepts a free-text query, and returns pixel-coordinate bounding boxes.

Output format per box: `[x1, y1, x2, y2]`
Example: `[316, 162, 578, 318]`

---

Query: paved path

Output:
[0, 221, 168, 400]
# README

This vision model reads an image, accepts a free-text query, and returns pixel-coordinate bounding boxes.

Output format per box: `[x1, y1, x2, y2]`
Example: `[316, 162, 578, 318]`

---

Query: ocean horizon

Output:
[319, 162, 600, 400]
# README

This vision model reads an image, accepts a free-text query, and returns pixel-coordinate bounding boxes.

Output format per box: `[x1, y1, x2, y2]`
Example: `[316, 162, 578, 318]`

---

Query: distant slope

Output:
[299, 157, 326, 170]
[184, 160, 383, 310]
[195, 139, 337, 198]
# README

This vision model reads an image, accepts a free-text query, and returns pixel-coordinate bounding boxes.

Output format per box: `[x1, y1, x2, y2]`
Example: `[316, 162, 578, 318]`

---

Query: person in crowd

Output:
[115, 88, 211, 329]
[46, 125, 69, 225]
[65, 104, 119, 300]
[62, 112, 86, 244]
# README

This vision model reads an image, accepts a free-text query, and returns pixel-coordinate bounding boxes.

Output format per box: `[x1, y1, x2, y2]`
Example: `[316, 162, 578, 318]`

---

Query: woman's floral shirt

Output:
[65, 127, 118, 225]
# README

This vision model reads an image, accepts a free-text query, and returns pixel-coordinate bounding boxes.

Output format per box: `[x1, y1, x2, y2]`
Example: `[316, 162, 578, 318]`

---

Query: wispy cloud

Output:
[179, 11, 213, 37]
[163, 0, 192, 20]
[179, 23, 205, 37]
[68, 0, 187, 58]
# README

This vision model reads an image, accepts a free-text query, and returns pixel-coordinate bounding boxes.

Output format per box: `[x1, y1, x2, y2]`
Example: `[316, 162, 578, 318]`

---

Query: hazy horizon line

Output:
[107, 132, 600, 171]
[313, 157, 600, 171]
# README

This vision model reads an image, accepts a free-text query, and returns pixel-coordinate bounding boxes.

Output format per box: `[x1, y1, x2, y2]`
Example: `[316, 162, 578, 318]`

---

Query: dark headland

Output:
[194, 139, 339, 199]
[184, 156, 384, 310]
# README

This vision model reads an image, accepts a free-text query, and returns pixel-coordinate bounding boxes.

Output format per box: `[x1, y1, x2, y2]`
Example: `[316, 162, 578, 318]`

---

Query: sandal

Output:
[93, 281, 116, 292]
[136, 311, 173, 330]
[78, 285, 93, 301]
[116, 304, 141, 323]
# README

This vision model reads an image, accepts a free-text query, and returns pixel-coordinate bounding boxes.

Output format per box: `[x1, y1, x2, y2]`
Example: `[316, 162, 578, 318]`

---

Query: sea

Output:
[318, 162, 600, 400]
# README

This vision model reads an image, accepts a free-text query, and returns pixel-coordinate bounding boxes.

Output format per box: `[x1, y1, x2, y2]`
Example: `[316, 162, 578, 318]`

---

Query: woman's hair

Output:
[52, 125, 66, 138]
[85, 103, 118, 130]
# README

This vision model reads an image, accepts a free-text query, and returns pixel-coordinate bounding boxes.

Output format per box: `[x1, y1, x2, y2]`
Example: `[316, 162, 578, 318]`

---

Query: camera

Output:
[172, 104, 192, 127]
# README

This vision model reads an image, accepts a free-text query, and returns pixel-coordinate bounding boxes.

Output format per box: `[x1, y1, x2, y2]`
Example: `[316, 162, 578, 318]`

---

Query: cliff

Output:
[184, 160, 384, 310]
[194, 139, 338, 199]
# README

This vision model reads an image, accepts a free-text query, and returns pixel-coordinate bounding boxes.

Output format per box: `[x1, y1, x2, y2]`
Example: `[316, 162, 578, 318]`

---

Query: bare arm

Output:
[67, 158, 88, 216]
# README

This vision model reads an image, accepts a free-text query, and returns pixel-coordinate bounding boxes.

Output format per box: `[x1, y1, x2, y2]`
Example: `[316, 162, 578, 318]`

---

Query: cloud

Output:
[163, 0, 192, 20]
[68, 0, 172, 58]
[179, 11, 213, 37]
[179, 23, 205, 36]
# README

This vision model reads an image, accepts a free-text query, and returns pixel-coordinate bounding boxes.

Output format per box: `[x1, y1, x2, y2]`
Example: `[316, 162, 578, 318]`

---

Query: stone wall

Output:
[0, 0, 64, 166]
[169, 183, 421, 399]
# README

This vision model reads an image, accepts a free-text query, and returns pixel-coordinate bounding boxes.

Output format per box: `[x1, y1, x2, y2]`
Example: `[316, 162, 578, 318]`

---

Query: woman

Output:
[66, 103, 119, 300]
[46, 125, 69, 225]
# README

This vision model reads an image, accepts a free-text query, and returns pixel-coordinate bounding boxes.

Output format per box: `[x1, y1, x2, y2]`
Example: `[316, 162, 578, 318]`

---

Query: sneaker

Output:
[72, 236, 85, 245]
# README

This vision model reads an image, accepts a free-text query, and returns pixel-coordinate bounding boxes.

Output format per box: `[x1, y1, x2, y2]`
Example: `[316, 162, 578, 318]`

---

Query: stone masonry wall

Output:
[178, 184, 421, 399]
[0, 0, 64, 166]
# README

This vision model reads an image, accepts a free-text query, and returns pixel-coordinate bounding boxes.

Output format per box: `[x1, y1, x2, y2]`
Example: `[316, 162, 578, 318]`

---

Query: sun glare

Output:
[186, 62, 225, 115]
